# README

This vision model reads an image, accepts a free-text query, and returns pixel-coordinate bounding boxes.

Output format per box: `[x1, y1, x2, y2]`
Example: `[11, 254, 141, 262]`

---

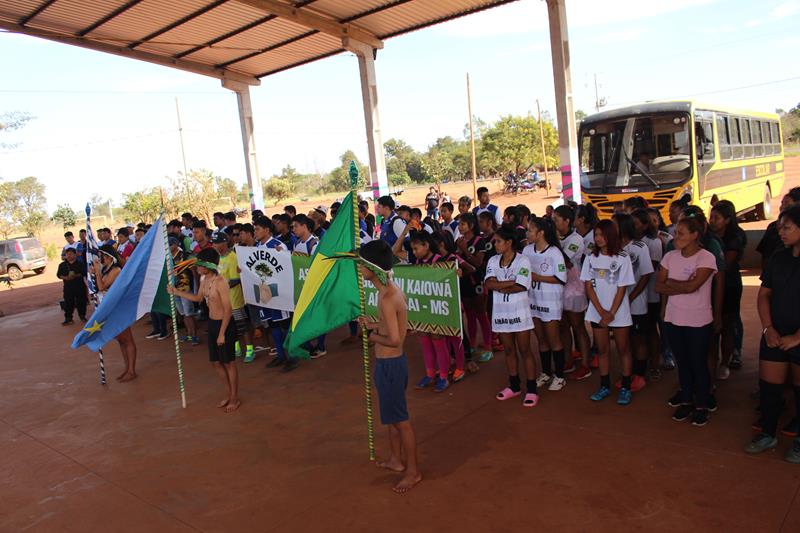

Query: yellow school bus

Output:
[578, 101, 784, 220]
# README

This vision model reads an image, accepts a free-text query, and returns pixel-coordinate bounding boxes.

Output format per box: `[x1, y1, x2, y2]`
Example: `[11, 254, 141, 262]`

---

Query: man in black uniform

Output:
[57, 248, 88, 325]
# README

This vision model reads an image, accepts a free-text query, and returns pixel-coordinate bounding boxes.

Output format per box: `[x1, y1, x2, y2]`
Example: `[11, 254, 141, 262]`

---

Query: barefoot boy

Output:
[356, 240, 421, 493]
[169, 248, 240, 412]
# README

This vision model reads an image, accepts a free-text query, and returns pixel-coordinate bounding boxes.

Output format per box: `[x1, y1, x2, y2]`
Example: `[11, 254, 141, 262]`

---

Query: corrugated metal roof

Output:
[0, 0, 521, 84]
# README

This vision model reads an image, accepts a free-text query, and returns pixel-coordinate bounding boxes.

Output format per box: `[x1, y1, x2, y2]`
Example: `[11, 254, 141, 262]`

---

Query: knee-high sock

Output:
[419, 335, 436, 377]
[760, 379, 784, 437]
[448, 335, 465, 370]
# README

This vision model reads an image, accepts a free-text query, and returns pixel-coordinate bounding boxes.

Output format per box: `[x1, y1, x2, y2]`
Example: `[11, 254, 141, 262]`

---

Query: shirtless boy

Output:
[169, 248, 240, 412]
[357, 240, 421, 493]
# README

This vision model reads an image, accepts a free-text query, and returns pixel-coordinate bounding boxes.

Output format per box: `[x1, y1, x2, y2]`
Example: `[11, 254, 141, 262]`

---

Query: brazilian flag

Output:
[284, 191, 361, 358]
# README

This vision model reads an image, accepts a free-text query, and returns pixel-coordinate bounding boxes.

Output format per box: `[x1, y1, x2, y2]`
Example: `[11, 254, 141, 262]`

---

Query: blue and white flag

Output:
[84, 203, 103, 304]
[72, 217, 166, 352]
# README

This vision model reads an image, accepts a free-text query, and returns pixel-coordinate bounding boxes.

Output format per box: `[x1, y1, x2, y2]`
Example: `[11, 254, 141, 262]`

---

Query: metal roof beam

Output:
[76, 0, 146, 37]
[128, 0, 228, 49]
[0, 20, 260, 86]
[174, 14, 276, 59]
[234, 0, 383, 49]
[18, 0, 58, 26]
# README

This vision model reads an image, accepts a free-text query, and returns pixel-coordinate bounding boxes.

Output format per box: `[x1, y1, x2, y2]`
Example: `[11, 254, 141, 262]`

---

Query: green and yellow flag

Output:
[284, 190, 360, 358]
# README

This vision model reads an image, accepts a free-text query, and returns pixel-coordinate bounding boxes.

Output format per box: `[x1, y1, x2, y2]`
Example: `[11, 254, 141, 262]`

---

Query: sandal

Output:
[522, 393, 539, 408]
[496, 387, 521, 401]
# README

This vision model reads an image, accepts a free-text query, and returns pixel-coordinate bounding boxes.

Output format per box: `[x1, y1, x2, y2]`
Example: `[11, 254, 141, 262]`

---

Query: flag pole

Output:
[159, 191, 187, 408]
[85, 203, 107, 386]
[351, 161, 376, 461]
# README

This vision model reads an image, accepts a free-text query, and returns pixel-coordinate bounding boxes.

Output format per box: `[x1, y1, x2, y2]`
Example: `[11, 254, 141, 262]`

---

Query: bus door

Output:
[694, 110, 715, 195]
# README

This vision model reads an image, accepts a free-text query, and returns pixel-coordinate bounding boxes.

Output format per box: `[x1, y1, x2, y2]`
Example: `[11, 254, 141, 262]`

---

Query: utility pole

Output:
[175, 97, 189, 177]
[536, 99, 551, 196]
[466, 73, 478, 205]
[594, 73, 607, 113]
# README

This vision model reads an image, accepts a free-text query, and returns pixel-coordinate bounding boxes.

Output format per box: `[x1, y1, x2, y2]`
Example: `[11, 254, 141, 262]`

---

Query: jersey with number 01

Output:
[522, 244, 567, 321]
[580, 251, 635, 327]
[624, 240, 655, 316]
[485, 253, 534, 332]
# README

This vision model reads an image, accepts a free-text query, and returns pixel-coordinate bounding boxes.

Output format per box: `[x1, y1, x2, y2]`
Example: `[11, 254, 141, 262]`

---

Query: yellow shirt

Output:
[218, 251, 245, 310]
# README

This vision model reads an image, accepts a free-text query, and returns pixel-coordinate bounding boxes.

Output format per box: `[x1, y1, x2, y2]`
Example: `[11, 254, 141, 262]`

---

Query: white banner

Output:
[235, 246, 295, 312]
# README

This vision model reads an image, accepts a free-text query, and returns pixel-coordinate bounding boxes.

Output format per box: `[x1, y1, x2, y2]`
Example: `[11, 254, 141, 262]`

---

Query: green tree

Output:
[263, 178, 292, 205]
[779, 103, 800, 143]
[170, 169, 218, 222]
[0, 111, 33, 149]
[215, 176, 239, 207]
[0, 181, 18, 238]
[51, 204, 77, 228]
[422, 148, 455, 184]
[329, 150, 369, 192]
[122, 189, 161, 224]
[575, 109, 588, 122]
[481, 115, 559, 176]
[13, 176, 48, 237]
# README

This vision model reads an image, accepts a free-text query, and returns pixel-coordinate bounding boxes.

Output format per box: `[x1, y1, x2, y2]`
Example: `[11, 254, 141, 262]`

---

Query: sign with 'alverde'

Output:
[236, 247, 462, 336]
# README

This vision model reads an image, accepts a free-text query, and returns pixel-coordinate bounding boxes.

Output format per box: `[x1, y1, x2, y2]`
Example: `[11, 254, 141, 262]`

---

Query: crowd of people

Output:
[58, 183, 800, 468]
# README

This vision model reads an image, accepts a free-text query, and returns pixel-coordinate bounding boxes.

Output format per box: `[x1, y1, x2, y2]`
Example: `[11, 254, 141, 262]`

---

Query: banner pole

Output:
[351, 161, 376, 461]
[159, 208, 187, 408]
[84, 203, 106, 386]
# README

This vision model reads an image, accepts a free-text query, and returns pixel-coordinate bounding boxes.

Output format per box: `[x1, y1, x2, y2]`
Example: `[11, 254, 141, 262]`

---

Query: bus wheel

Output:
[756, 186, 772, 220]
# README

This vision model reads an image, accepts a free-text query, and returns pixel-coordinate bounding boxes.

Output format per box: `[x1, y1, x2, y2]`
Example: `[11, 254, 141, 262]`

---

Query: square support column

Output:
[345, 39, 389, 200]
[546, 0, 581, 203]
[223, 80, 265, 212]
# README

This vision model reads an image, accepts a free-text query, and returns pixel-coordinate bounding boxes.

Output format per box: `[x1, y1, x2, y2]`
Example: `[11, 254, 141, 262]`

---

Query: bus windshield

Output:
[579, 112, 692, 192]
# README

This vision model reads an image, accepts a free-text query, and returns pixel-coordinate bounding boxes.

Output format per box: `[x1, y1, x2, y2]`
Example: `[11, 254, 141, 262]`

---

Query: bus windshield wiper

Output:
[621, 144, 660, 189]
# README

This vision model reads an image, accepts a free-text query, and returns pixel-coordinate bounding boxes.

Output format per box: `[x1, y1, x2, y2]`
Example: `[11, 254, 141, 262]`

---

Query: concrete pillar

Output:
[546, 0, 581, 203]
[345, 39, 389, 200]
[222, 80, 265, 212]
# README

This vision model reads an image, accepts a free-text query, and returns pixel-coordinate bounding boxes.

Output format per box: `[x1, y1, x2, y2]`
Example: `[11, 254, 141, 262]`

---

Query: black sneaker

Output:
[667, 391, 683, 408]
[672, 404, 694, 422]
[157, 333, 170, 341]
[707, 394, 718, 412]
[145, 331, 160, 339]
[691, 409, 710, 427]
[281, 358, 299, 373]
[266, 356, 284, 369]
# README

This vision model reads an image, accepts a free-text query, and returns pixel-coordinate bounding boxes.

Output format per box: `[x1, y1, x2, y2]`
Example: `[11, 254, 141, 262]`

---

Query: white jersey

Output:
[293, 236, 318, 256]
[561, 230, 585, 267]
[642, 235, 664, 304]
[485, 253, 534, 333]
[581, 230, 595, 257]
[580, 251, 635, 327]
[624, 240, 655, 316]
[522, 243, 566, 321]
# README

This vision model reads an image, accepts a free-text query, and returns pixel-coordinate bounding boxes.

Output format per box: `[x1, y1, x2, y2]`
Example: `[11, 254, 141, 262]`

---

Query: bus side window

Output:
[752, 119, 763, 158]
[717, 115, 731, 161]
[730, 117, 742, 159]
[762, 121, 772, 155]
[741, 118, 753, 159]
[770, 122, 780, 154]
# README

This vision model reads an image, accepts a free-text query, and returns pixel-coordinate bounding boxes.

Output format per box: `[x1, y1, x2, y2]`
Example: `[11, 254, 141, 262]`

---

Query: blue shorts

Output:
[375, 354, 409, 425]
[175, 296, 195, 317]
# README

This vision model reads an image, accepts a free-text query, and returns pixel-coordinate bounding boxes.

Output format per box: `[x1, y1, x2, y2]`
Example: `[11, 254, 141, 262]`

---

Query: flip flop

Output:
[496, 387, 521, 401]
[522, 393, 539, 408]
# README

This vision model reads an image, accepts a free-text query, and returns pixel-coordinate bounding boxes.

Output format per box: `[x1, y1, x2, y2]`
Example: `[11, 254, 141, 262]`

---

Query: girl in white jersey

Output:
[554, 205, 593, 381]
[615, 213, 654, 393]
[485, 225, 538, 407]
[575, 204, 598, 257]
[523, 217, 569, 392]
[581, 220, 636, 405]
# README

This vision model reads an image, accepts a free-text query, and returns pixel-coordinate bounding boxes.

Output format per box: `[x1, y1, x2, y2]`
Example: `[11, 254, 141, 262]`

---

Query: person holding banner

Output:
[485, 225, 537, 407]
[94, 245, 138, 382]
[168, 248, 240, 413]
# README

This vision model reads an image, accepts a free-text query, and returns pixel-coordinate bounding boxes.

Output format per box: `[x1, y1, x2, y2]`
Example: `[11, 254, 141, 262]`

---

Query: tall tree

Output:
[0, 111, 33, 149]
[329, 150, 369, 192]
[51, 204, 78, 228]
[122, 189, 161, 224]
[480, 115, 559, 176]
[13, 176, 48, 236]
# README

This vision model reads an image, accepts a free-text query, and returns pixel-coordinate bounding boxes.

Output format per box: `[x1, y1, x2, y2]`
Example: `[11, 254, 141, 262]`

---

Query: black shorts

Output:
[759, 337, 800, 365]
[631, 313, 654, 336]
[647, 302, 660, 323]
[375, 354, 409, 425]
[207, 319, 237, 364]
[590, 322, 630, 330]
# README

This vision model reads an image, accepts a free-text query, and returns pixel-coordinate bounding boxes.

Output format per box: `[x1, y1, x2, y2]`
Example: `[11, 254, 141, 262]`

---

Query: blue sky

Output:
[1, 0, 799, 211]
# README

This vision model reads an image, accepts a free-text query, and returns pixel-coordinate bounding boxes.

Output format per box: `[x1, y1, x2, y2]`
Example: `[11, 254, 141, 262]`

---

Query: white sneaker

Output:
[536, 373, 552, 388]
[548, 376, 567, 391]
[717, 365, 730, 380]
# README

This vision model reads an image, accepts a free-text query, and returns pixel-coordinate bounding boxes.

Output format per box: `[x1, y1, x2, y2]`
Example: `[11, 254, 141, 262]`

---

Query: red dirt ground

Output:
[1, 275, 800, 532]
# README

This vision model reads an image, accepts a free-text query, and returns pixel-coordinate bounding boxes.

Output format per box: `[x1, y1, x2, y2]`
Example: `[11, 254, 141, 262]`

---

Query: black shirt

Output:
[721, 227, 746, 289]
[756, 221, 783, 263]
[365, 213, 376, 237]
[57, 260, 86, 290]
[760, 248, 800, 336]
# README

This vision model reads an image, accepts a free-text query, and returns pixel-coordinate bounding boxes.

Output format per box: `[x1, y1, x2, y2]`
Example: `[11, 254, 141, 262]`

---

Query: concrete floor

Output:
[1, 279, 800, 532]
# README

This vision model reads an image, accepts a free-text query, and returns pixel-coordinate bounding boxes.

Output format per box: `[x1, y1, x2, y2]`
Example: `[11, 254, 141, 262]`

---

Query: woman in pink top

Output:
[656, 217, 717, 427]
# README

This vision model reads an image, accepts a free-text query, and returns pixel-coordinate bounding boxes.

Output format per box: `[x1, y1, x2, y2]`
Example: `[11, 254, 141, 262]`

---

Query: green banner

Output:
[292, 255, 462, 336]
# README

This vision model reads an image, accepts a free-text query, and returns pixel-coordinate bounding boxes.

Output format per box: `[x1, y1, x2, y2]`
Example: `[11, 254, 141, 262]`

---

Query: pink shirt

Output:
[661, 248, 717, 327]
